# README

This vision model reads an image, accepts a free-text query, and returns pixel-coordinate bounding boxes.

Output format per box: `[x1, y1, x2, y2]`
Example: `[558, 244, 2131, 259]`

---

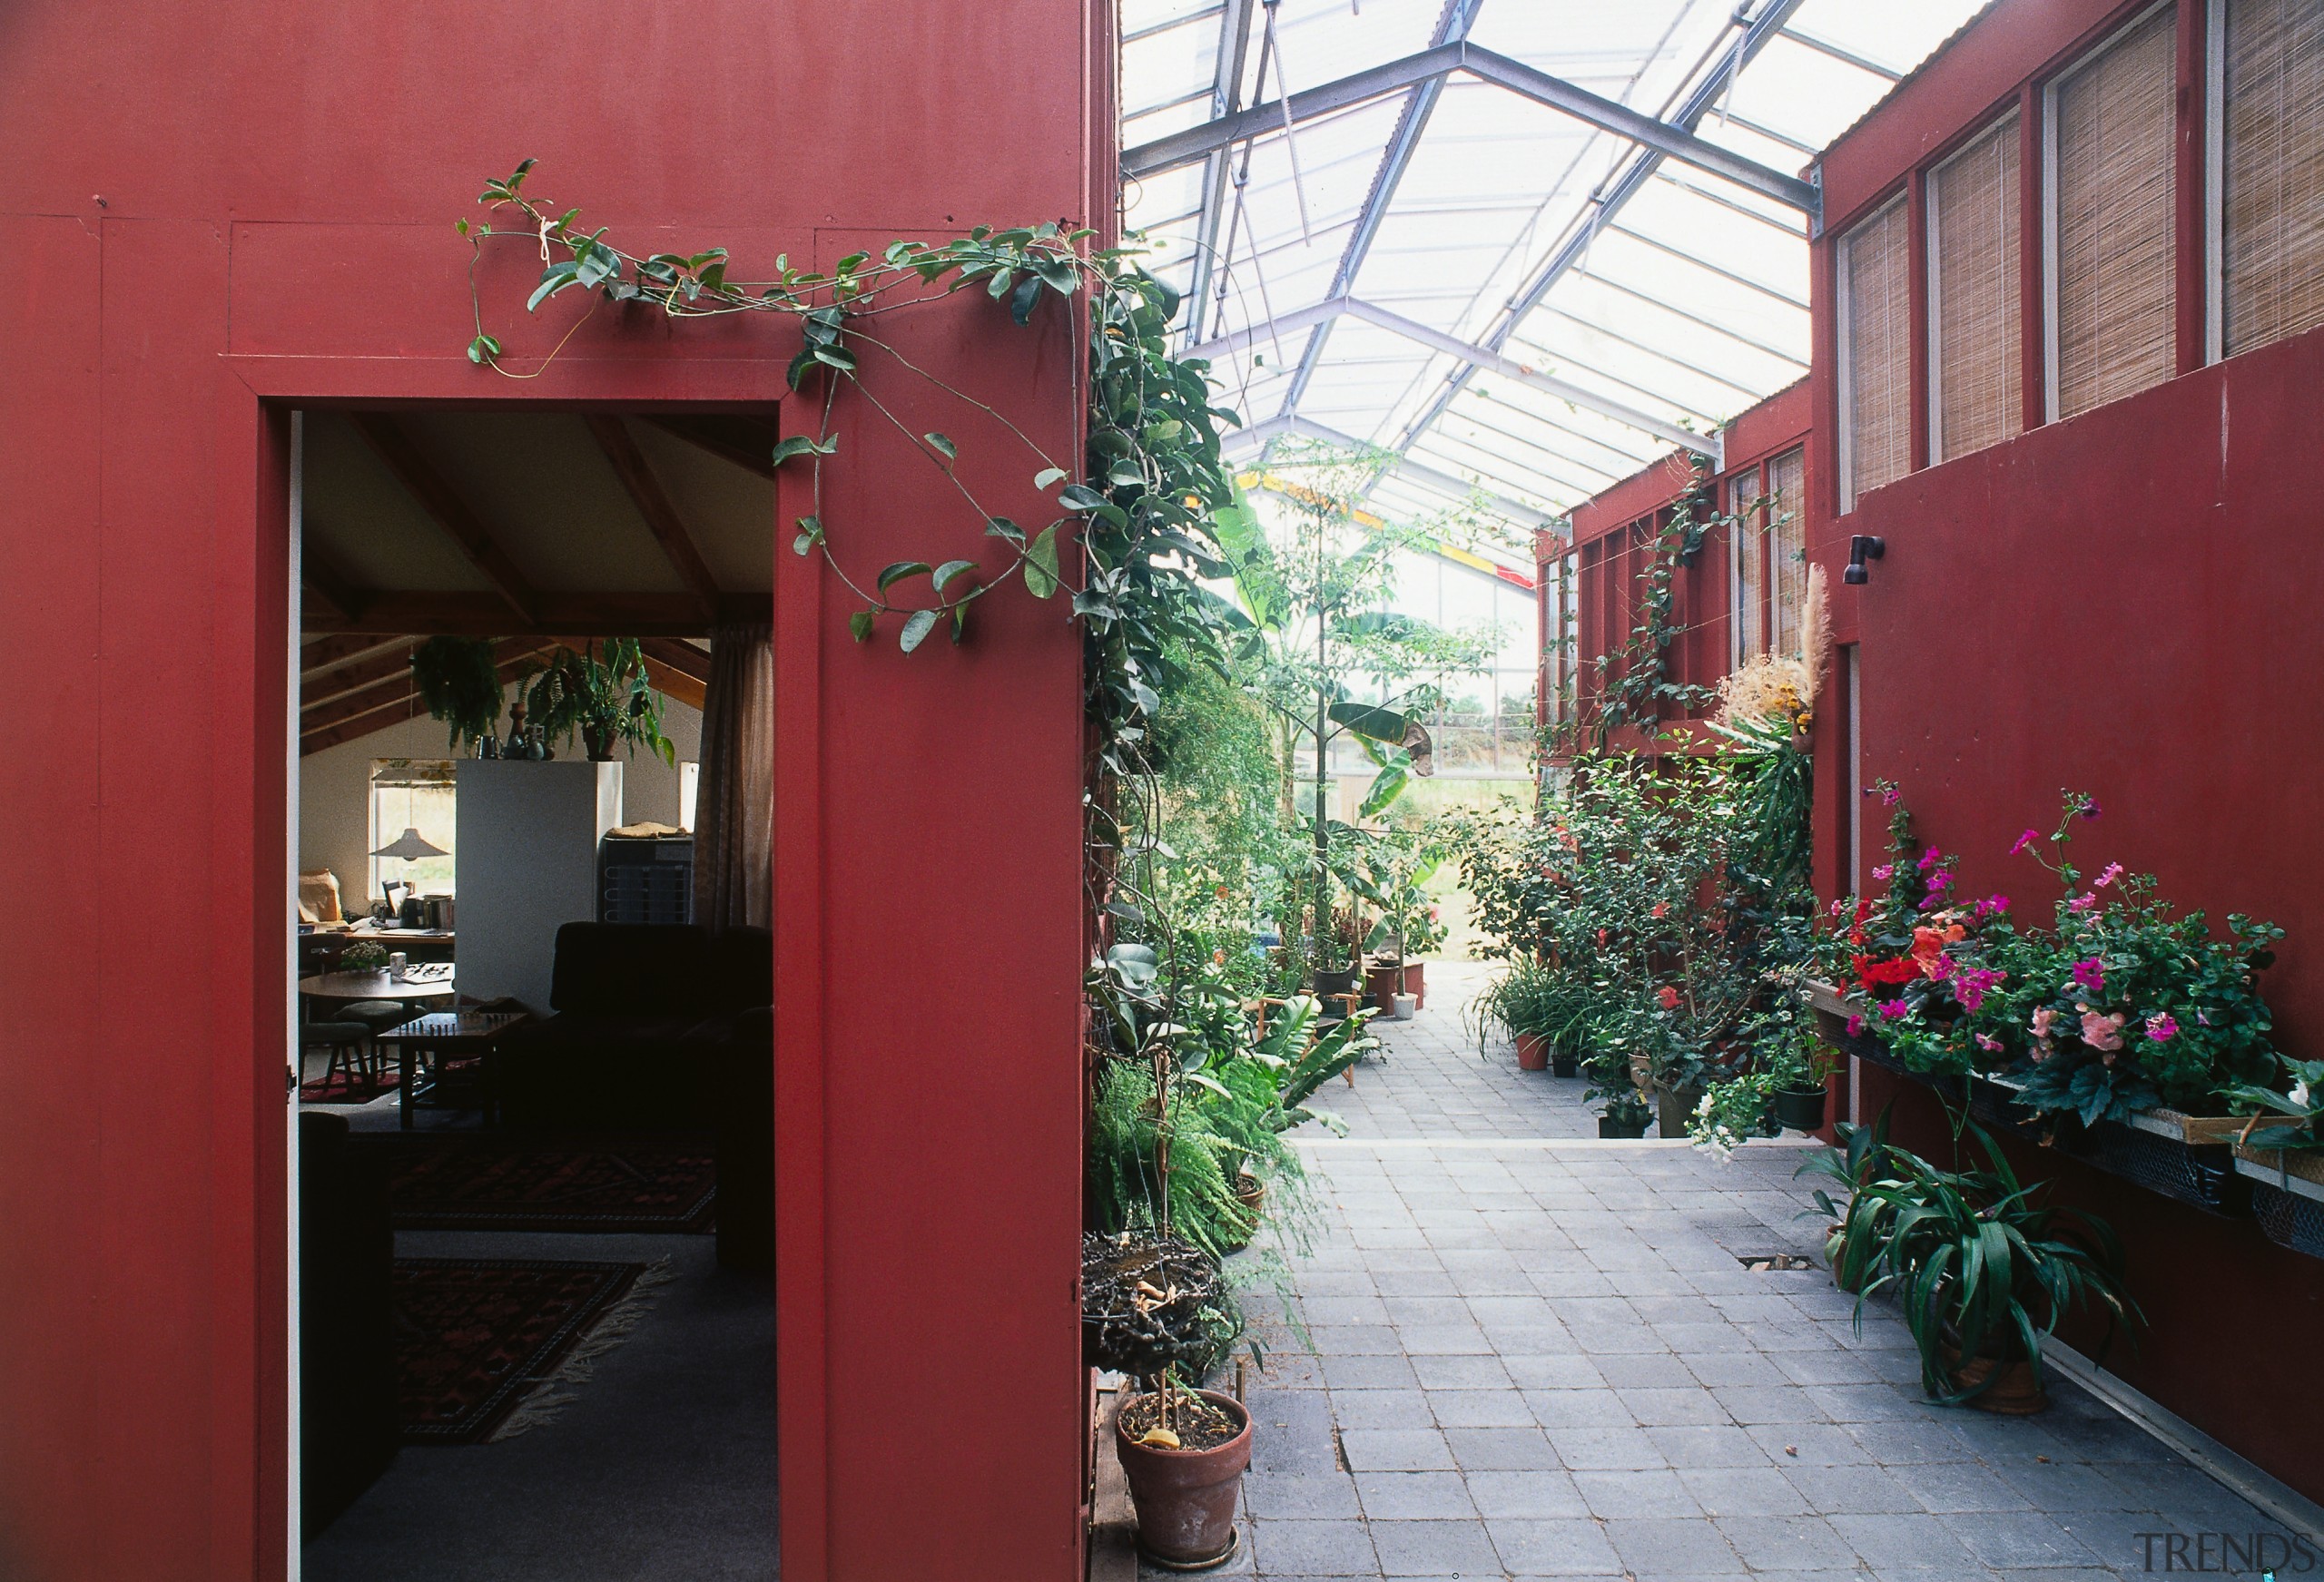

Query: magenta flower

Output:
[2070, 958, 2104, 994]
[2081, 798, 2102, 820]
[1882, 786, 1901, 807]
[1916, 847, 1944, 872]
[2146, 1013, 2178, 1041]
[1871, 864, 1893, 881]
[1976, 893, 2010, 918]
[2067, 893, 2096, 913]
[1846, 1014, 1866, 1037]
[2093, 862, 2124, 889]
[1927, 870, 1955, 892]
[1953, 968, 2004, 1012]
[1974, 1033, 2003, 1053]
[2010, 829, 2040, 856]
[1877, 1001, 1909, 1020]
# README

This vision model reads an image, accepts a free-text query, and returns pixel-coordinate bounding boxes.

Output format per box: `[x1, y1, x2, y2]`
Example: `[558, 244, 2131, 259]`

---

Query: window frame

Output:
[2040, 0, 2180, 425]
[1925, 109, 2024, 463]
[1836, 192, 1910, 515]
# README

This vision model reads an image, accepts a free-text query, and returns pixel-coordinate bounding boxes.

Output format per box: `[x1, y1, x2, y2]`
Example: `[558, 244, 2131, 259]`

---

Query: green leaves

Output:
[1325, 701, 1411, 743]
[899, 609, 939, 653]
[466, 334, 502, 365]
[923, 431, 958, 462]
[792, 516, 824, 555]
[848, 610, 875, 643]
[770, 434, 838, 467]
[931, 559, 978, 594]
[1023, 523, 1062, 599]
[1033, 466, 1068, 490]
[877, 561, 932, 594]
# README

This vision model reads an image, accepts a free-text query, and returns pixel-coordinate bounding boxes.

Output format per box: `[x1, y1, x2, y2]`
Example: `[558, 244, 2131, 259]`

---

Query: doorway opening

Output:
[287, 404, 779, 1580]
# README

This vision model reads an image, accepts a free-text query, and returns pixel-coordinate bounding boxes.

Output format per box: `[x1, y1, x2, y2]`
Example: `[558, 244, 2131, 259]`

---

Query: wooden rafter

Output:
[302, 590, 763, 638]
[301, 640, 420, 710]
[586, 416, 722, 622]
[300, 531, 372, 624]
[641, 413, 781, 481]
[640, 654, 708, 712]
[637, 635, 713, 685]
[300, 641, 557, 755]
[349, 414, 542, 626]
[300, 633, 403, 673]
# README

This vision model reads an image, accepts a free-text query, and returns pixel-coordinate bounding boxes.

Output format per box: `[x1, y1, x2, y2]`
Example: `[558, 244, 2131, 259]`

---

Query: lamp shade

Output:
[370, 827, 448, 861]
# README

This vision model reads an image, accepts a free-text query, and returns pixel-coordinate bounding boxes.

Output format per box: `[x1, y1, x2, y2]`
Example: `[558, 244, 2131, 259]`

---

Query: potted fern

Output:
[521, 639, 675, 764]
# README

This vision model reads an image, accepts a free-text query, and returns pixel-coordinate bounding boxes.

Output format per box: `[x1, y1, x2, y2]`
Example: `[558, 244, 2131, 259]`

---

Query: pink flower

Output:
[1650, 902, 1669, 919]
[2030, 1007, 2056, 1039]
[2093, 862, 2124, 889]
[1658, 986, 1679, 1010]
[1846, 1014, 1866, 1037]
[1926, 870, 1955, 892]
[1976, 894, 2010, 918]
[2146, 1013, 2178, 1041]
[1882, 786, 1901, 807]
[1916, 847, 1944, 872]
[1953, 968, 2004, 1012]
[1975, 1034, 2003, 1053]
[2070, 958, 2105, 994]
[1878, 1001, 1909, 1019]
[2067, 893, 2096, 913]
[2080, 798, 2102, 820]
[2010, 829, 2040, 856]
[1871, 864, 1893, 881]
[2079, 1010, 2125, 1051]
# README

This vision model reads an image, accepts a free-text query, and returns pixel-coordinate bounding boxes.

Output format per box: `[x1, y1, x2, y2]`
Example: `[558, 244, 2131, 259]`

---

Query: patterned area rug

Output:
[301, 1066, 400, 1104]
[365, 1133, 717, 1233]
[395, 1256, 667, 1444]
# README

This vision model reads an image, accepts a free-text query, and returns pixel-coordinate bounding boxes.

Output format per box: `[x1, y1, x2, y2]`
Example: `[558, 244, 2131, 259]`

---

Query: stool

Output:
[300, 1021, 374, 1096]
[340, 1000, 411, 1079]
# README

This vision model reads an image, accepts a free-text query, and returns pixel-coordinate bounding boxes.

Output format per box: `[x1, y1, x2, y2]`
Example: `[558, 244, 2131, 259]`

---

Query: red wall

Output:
[1807, 0, 2324, 1501]
[0, 5, 1103, 1578]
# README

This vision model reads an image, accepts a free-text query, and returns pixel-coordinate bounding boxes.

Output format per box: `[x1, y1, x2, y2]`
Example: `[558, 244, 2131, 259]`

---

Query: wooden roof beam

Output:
[637, 635, 713, 685]
[349, 414, 542, 626]
[300, 641, 557, 754]
[586, 416, 722, 623]
[301, 590, 764, 638]
[300, 531, 373, 624]
[640, 413, 781, 481]
[639, 654, 708, 712]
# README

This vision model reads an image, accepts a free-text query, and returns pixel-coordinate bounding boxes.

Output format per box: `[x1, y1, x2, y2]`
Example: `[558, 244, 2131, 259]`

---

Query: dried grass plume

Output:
[1715, 562, 1832, 729]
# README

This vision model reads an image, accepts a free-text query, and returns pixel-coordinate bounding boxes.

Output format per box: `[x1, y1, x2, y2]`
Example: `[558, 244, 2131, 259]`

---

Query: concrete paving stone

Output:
[1461, 1468, 1590, 1520]
[1546, 1424, 1666, 1471]
[1303, 1296, 1395, 1326]
[1381, 1296, 1473, 1325]
[1780, 1461, 1923, 1515]
[1563, 1322, 1669, 1355]
[1366, 1518, 1502, 1577]
[1482, 1518, 1624, 1576]
[1406, 1354, 1512, 1390]
[1572, 1467, 1704, 1519]
[1713, 1513, 1865, 1571]
[1648, 1423, 1777, 1469]
[1309, 1324, 1406, 1356]
[1353, 1227, 1433, 1250]
[1362, 1248, 1446, 1272]
[1603, 1516, 1749, 1576]
[1712, 1385, 1829, 1425]
[1939, 1508, 2103, 1569]
[1444, 1426, 1560, 1470]
[1248, 1518, 1382, 1576]
[1501, 1354, 1604, 1390]
[1680, 1464, 1818, 1518]
[1400, 1324, 1494, 1357]
[1321, 1353, 1422, 1391]
[1586, 1351, 1695, 1389]
[1330, 1390, 1437, 1430]
[1993, 1455, 2146, 1511]
[1631, 1294, 1723, 1324]
[1906, 1459, 2041, 1513]
[1352, 1470, 1477, 1520]
[1339, 1428, 1457, 1472]
[1845, 1418, 1977, 1464]
[1243, 1470, 1364, 1519]
[1472, 1324, 1571, 1356]
[1615, 1386, 1732, 1427]
[1824, 1510, 1983, 1571]
[1293, 1272, 1380, 1298]
[1802, 1382, 1923, 1422]
[1462, 1294, 1555, 1327]
[1370, 1269, 1459, 1297]
[1654, 1319, 1760, 1353]
[1522, 1389, 1636, 1429]
[1424, 1390, 1536, 1429]
[1747, 1421, 1862, 1465]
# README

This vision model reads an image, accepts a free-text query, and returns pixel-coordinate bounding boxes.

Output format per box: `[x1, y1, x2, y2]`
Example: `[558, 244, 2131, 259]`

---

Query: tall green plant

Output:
[410, 635, 505, 751]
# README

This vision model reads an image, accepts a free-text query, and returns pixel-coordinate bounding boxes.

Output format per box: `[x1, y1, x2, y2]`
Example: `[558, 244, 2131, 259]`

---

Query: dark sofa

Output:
[496, 922, 772, 1131]
[300, 1111, 398, 1538]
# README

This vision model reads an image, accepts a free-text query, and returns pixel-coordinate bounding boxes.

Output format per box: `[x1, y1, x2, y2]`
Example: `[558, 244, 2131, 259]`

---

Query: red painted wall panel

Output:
[0, 4, 1104, 1578]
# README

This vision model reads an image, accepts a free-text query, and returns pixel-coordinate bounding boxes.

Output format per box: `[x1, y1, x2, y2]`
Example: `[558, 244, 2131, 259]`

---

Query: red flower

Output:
[1658, 987, 1680, 1010]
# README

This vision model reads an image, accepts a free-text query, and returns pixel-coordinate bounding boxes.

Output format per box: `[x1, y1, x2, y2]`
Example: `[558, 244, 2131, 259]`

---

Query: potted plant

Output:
[1829, 1125, 2142, 1412]
[520, 638, 677, 765]
[338, 941, 389, 976]
[1598, 1091, 1651, 1139]
[1797, 1114, 1896, 1292]
[409, 635, 507, 752]
[1470, 960, 1569, 1073]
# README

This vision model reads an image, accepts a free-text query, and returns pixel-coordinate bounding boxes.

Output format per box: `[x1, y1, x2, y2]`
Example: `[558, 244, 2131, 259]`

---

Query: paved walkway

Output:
[1173, 968, 2293, 1581]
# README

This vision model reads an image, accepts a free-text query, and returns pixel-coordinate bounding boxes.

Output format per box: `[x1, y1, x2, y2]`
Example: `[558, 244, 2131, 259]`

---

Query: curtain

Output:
[693, 622, 773, 931]
[1931, 113, 2023, 461]
[1840, 198, 1911, 510]
[2222, 0, 2324, 356]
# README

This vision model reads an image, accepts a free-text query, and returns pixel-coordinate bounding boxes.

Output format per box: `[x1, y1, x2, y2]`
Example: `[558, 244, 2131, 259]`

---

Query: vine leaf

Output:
[931, 559, 978, 594]
[1023, 524, 1062, 600]
[877, 561, 932, 594]
[985, 516, 1027, 545]
[924, 432, 958, 462]
[899, 609, 940, 653]
[1009, 274, 1043, 325]
[1033, 467, 1068, 490]
[848, 610, 875, 643]
[792, 516, 824, 556]
[771, 435, 838, 467]
[466, 334, 502, 365]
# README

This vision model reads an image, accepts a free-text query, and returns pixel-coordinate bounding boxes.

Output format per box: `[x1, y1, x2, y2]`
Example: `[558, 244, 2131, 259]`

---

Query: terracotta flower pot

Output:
[1115, 1390, 1252, 1570]
[1401, 960, 1425, 1008]
[1514, 1032, 1550, 1071]
[1941, 1342, 2048, 1414]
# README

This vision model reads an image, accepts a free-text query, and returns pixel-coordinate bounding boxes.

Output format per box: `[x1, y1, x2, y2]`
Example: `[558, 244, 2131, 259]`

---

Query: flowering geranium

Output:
[2070, 958, 2105, 994]
[2145, 1013, 2178, 1042]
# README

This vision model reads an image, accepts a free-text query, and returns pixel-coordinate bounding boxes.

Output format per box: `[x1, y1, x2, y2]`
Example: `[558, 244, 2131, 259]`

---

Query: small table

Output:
[298, 969, 458, 1009]
[381, 1009, 531, 1129]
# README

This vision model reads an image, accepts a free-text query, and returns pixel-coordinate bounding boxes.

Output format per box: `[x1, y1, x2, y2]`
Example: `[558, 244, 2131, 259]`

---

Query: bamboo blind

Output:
[2222, 0, 2324, 356]
[1769, 447, 1807, 656]
[1730, 474, 1764, 663]
[1931, 115, 2024, 460]
[1841, 199, 1911, 509]
[2053, 7, 2176, 419]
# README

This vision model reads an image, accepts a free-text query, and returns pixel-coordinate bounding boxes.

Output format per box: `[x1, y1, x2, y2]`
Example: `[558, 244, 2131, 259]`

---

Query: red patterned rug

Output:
[395, 1256, 664, 1444]
[301, 1066, 401, 1104]
[363, 1133, 717, 1233]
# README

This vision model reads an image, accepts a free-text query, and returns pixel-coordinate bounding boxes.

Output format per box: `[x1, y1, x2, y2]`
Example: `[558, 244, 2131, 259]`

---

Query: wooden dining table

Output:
[296, 968, 458, 1010]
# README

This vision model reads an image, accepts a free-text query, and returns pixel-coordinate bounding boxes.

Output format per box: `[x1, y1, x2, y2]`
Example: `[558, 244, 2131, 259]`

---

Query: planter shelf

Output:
[2232, 1148, 2324, 1260]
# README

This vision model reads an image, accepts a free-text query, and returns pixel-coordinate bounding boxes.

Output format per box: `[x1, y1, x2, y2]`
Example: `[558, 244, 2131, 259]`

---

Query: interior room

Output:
[288, 406, 779, 1580]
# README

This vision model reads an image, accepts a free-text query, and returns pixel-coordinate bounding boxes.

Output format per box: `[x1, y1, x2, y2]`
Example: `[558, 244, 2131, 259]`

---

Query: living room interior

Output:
[287, 405, 780, 1580]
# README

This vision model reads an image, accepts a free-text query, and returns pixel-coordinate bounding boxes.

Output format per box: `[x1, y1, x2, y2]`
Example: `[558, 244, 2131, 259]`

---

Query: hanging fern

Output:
[409, 635, 504, 751]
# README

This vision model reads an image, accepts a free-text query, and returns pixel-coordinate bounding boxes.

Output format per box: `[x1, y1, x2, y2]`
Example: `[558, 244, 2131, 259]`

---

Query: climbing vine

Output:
[458, 159, 1239, 773]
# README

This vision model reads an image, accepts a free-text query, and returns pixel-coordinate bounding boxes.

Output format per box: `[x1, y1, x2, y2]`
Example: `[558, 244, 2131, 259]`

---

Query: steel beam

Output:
[1122, 40, 1819, 216]
[1225, 414, 1556, 531]
[1184, 0, 1257, 344]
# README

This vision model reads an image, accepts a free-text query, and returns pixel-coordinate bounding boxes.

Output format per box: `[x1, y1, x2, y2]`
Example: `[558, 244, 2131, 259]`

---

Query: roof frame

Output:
[1224, 413, 1560, 533]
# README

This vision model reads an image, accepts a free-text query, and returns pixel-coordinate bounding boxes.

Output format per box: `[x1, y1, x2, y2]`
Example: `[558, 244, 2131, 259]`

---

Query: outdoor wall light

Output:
[1843, 535, 1886, 585]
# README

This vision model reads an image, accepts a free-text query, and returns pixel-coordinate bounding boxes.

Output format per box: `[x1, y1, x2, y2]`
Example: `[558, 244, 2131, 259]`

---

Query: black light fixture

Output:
[1843, 535, 1886, 585]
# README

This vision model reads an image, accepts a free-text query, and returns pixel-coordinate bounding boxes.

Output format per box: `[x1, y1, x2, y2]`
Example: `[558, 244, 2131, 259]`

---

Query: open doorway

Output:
[287, 405, 778, 1580]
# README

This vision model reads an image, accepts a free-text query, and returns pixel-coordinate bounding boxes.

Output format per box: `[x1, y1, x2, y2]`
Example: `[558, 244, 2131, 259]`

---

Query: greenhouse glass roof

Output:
[1118, 0, 1991, 536]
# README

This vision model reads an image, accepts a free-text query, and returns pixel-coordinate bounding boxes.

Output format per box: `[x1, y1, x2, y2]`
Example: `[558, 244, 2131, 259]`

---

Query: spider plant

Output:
[1829, 1124, 2142, 1405]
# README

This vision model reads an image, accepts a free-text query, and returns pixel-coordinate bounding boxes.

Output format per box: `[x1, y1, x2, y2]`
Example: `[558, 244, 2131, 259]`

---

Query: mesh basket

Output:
[2250, 1180, 2324, 1260]
[2064, 1122, 2247, 1217]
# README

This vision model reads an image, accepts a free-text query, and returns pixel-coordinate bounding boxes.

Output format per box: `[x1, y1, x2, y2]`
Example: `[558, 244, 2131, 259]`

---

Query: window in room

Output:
[2210, 0, 2324, 359]
[1729, 468, 1766, 667]
[369, 760, 458, 901]
[1768, 447, 1808, 656]
[1929, 113, 2024, 460]
[2047, 4, 2177, 420]
[1838, 196, 1911, 511]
